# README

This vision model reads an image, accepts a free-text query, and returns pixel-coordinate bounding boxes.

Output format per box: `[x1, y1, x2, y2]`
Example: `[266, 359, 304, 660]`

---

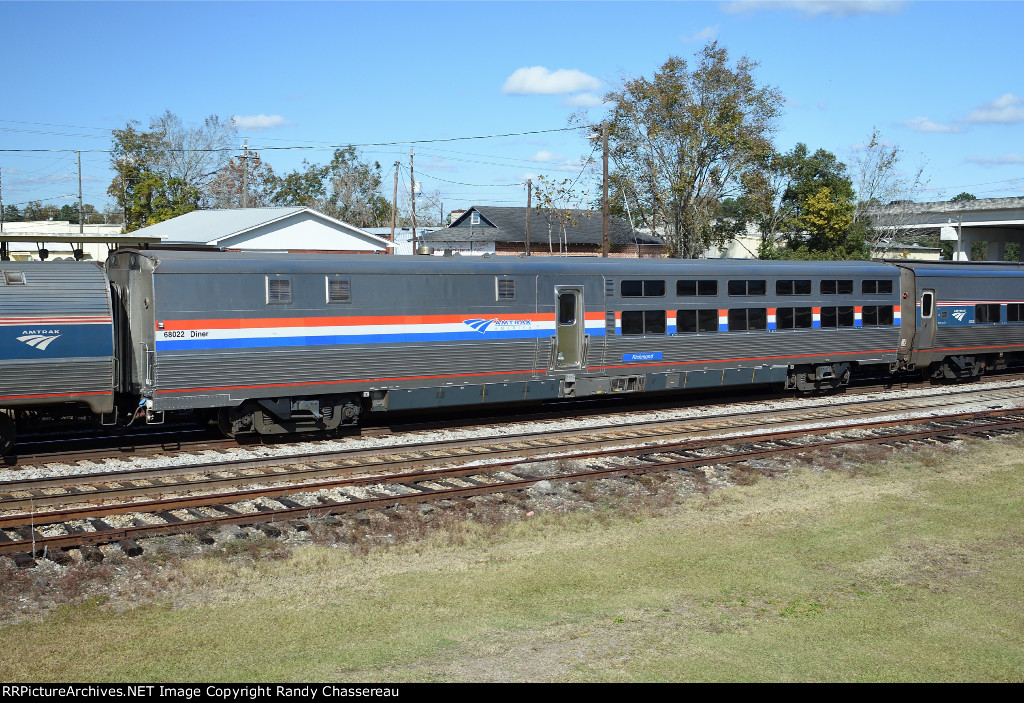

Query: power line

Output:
[0, 125, 591, 155]
[414, 169, 524, 188]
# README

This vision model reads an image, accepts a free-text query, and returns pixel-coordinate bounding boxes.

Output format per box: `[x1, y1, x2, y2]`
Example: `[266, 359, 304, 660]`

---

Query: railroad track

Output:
[9, 369, 1024, 468]
[4, 382, 1023, 514]
[2, 387, 1024, 565]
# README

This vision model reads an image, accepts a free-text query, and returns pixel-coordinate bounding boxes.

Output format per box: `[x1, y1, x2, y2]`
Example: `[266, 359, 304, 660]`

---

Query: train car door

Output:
[552, 287, 585, 370]
[914, 288, 937, 366]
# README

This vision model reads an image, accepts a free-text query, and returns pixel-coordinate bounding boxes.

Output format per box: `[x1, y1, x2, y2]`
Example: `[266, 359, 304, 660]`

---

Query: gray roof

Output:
[134, 207, 393, 248]
[421, 206, 662, 247]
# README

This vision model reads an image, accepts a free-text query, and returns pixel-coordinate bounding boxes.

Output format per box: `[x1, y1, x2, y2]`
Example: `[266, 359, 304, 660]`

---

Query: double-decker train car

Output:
[106, 251, 906, 437]
[1, 250, 1023, 452]
[0, 260, 116, 452]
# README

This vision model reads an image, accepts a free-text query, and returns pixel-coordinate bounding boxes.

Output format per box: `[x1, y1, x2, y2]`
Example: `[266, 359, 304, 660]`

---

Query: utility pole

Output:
[601, 122, 609, 258]
[525, 179, 532, 256]
[391, 161, 399, 248]
[1, 167, 6, 261]
[238, 139, 260, 208]
[410, 148, 417, 252]
[78, 151, 84, 234]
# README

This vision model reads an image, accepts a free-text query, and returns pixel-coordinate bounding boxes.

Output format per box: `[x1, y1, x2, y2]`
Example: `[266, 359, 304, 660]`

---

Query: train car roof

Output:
[112, 250, 899, 278]
[889, 260, 1024, 278]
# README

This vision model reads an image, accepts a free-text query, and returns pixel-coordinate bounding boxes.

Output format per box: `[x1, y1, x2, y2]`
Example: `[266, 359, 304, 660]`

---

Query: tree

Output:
[321, 147, 391, 227]
[533, 175, 590, 253]
[268, 159, 329, 208]
[849, 127, 928, 248]
[601, 42, 783, 257]
[22, 200, 59, 221]
[108, 120, 202, 231]
[270, 147, 392, 228]
[206, 155, 277, 209]
[150, 110, 237, 194]
[951, 192, 977, 202]
[107, 112, 237, 231]
[770, 144, 868, 260]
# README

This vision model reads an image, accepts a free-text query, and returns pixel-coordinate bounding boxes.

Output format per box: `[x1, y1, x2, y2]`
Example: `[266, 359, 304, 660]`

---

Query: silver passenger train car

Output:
[1, 250, 1023, 451]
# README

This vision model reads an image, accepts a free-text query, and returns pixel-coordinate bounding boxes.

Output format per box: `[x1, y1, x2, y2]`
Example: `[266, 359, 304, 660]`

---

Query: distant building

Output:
[421, 206, 664, 257]
[0, 221, 129, 261]
[863, 196, 1024, 261]
[135, 207, 393, 253]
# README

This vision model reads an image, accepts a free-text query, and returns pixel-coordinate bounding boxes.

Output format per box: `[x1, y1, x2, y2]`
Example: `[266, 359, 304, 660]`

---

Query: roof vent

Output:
[416, 245, 434, 256]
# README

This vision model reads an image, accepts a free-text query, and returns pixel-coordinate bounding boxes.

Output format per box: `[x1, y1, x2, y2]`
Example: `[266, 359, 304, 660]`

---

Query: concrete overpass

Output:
[865, 196, 1024, 261]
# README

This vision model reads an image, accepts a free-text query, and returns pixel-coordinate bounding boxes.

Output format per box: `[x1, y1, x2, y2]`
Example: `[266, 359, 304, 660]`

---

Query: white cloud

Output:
[231, 114, 292, 131]
[724, 1, 907, 17]
[903, 117, 962, 133]
[965, 154, 1024, 166]
[502, 66, 602, 95]
[529, 150, 561, 163]
[565, 92, 606, 108]
[964, 93, 1024, 125]
[681, 25, 719, 42]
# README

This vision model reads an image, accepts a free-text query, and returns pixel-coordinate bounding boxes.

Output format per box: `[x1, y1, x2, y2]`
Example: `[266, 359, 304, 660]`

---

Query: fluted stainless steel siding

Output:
[0, 261, 115, 413]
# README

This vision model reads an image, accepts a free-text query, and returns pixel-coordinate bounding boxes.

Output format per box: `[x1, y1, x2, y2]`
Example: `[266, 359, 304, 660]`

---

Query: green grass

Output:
[1, 439, 1022, 682]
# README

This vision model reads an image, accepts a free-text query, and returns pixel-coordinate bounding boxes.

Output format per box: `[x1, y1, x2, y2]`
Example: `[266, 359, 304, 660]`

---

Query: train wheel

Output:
[0, 415, 16, 455]
[217, 409, 236, 438]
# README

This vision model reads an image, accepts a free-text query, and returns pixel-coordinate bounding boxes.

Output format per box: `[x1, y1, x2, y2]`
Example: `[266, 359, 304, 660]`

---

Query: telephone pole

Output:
[238, 139, 260, 208]
[78, 151, 84, 234]
[391, 161, 399, 248]
[1, 167, 6, 261]
[601, 122, 609, 258]
[410, 148, 417, 252]
[525, 179, 532, 257]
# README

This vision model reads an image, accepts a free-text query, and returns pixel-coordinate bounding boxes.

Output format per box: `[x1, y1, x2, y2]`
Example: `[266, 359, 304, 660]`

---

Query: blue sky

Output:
[2, 0, 1022, 220]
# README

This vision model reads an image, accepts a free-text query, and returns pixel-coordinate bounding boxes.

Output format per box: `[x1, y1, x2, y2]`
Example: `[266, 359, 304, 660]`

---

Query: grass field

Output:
[1, 435, 1022, 682]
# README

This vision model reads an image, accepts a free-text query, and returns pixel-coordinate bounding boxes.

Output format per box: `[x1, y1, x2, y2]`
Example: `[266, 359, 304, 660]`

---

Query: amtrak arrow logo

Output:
[17, 333, 61, 350]
[952, 311, 967, 322]
[463, 319, 496, 333]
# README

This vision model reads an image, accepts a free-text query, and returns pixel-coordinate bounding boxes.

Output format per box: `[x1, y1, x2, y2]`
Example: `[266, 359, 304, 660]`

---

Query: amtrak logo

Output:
[463, 318, 497, 333]
[17, 330, 61, 351]
[952, 310, 967, 322]
[463, 318, 534, 333]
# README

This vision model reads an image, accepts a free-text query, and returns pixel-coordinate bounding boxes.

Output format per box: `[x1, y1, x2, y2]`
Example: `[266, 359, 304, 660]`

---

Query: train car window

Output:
[821, 280, 854, 295]
[728, 308, 767, 331]
[820, 306, 855, 327]
[728, 280, 766, 296]
[326, 276, 351, 303]
[776, 307, 813, 329]
[266, 277, 292, 304]
[1008, 304, 1023, 322]
[677, 280, 718, 296]
[921, 292, 934, 318]
[862, 306, 894, 326]
[776, 280, 811, 295]
[2, 271, 26, 285]
[621, 280, 665, 297]
[558, 292, 576, 325]
[677, 309, 718, 333]
[496, 278, 516, 300]
[862, 280, 894, 295]
[975, 303, 1001, 324]
[621, 310, 666, 335]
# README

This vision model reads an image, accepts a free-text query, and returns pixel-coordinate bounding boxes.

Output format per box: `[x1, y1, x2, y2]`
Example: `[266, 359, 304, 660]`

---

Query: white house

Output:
[135, 207, 394, 253]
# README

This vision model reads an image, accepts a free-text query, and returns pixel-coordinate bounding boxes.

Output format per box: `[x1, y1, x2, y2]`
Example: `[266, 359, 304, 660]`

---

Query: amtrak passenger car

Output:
[0, 260, 115, 451]
[5, 250, 1024, 452]
[106, 251, 906, 437]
